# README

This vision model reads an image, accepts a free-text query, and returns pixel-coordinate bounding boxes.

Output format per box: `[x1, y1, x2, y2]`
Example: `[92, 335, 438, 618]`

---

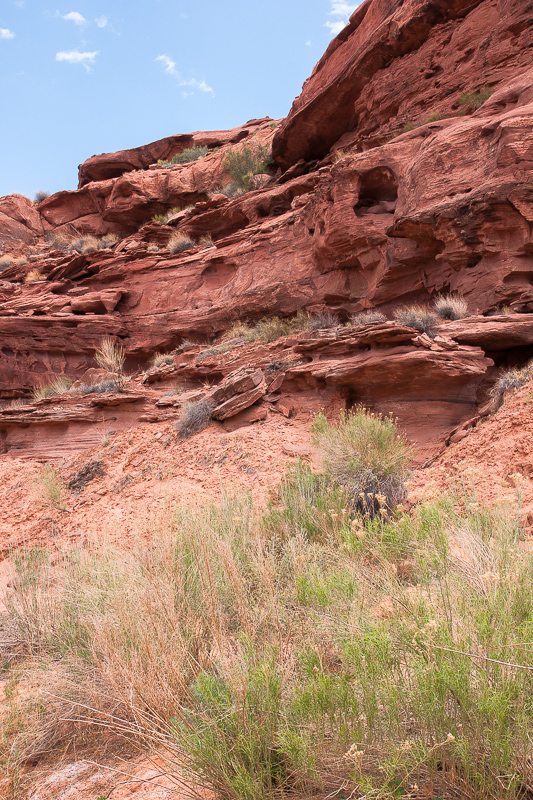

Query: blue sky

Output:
[0, 1, 360, 199]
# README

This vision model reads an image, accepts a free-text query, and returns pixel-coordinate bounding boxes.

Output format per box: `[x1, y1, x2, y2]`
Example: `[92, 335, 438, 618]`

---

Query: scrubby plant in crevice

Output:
[434, 293, 468, 320]
[491, 361, 533, 410]
[308, 310, 339, 331]
[459, 87, 492, 112]
[32, 376, 73, 401]
[148, 352, 175, 369]
[174, 400, 213, 438]
[393, 304, 440, 337]
[222, 143, 271, 193]
[350, 310, 387, 326]
[94, 337, 125, 379]
[167, 232, 195, 255]
[24, 269, 46, 284]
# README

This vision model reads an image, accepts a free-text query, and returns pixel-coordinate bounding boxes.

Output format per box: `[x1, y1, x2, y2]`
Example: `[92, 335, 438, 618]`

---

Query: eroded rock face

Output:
[0, 194, 43, 250]
[0, 0, 533, 455]
[272, 0, 533, 166]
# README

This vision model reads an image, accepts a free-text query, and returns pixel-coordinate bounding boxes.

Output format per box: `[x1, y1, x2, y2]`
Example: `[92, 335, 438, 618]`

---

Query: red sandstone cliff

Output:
[0, 0, 532, 459]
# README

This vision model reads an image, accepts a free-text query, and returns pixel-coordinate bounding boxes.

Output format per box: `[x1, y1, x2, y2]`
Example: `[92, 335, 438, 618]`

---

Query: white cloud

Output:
[325, 0, 358, 35]
[0, 28, 15, 39]
[325, 20, 345, 34]
[56, 49, 98, 65]
[59, 10, 87, 25]
[95, 15, 108, 27]
[155, 54, 214, 96]
[306, 39, 311, 47]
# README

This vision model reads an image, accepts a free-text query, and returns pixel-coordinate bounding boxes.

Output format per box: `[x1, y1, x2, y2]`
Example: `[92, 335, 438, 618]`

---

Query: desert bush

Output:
[434, 293, 468, 320]
[459, 87, 492, 111]
[177, 339, 196, 351]
[32, 376, 73, 401]
[167, 232, 195, 255]
[70, 234, 118, 253]
[171, 145, 208, 164]
[195, 342, 235, 363]
[350, 310, 387, 326]
[491, 361, 533, 410]
[78, 380, 121, 395]
[222, 144, 271, 193]
[33, 190, 50, 205]
[174, 400, 212, 438]
[149, 352, 174, 369]
[393, 304, 440, 337]
[199, 234, 214, 247]
[311, 409, 413, 514]
[308, 310, 339, 331]
[94, 337, 125, 376]
[24, 269, 45, 284]
[5, 484, 533, 800]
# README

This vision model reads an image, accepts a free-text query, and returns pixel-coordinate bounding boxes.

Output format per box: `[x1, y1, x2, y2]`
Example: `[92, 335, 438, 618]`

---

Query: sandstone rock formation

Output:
[0, 0, 532, 461]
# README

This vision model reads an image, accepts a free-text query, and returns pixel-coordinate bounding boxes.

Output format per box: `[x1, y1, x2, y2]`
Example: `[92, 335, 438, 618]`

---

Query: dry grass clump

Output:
[0, 255, 14, 270]
[36, 463, 64, 508]
[32, 375, 73, 400]
[491, 361, 533, 410]
[167, 232, 195, 255]
[350, 310, 387, 326]
[174, 400, 212, 438]
[308, 310, 339, 331]
[148, 352, 175, 369]
[393, 304, 440, 337]
[24, 269, 45, 284]
[4, 477, 533, 800]
[70, 234, 119, 253]
[78, 379, 121, 395]
[434, 293, 468, 320]
[94, 337, 125, 377]
[223, 311, 311, 345]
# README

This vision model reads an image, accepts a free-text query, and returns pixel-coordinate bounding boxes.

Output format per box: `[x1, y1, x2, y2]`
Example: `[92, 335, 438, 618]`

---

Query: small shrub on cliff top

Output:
[33, 190, 50, 205]
[167, 232, 195, 255]
[393, 304, 440, 337]
[171, 145, 208, 165]
[222, 143, 271, 193]
[434, 293, 468, 321]
[94, 337, 125, 376]
[174, 400, 212, 438]
[350, 310, 387, 327]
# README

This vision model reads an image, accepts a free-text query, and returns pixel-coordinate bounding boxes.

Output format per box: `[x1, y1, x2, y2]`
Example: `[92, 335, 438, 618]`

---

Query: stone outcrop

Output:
[1, 0, 533, 457]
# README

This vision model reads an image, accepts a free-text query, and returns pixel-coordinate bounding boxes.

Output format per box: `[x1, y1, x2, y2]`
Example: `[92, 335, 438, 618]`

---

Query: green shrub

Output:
[222, 144, 271, 193]
[171, 145, 208, 165]
[311, 409, 413, 514]
[459, 87, 492, 112]
[434, 293, 468, 320]
[393, 304, 440, 337]
[174, 400, 212, 438]
[350, 310, 387, 326]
